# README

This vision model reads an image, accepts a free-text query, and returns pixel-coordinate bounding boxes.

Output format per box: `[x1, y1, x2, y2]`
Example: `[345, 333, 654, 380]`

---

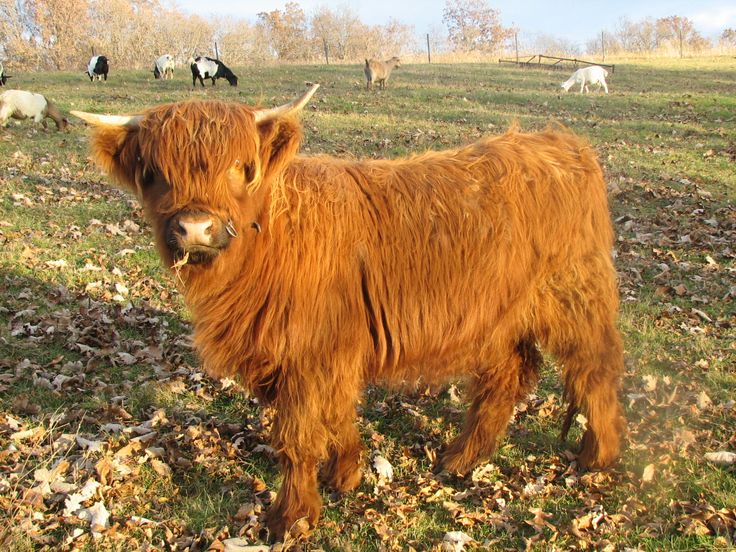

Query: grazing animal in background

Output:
[561, 65, 609, 94]
[0, 89, 68, 130]
[72, 84, 624, 540]
[153, 54, 175, 80]
[87, 55, 109, 81]
[0, 62, 10, 86]
[189, 56, 238, 87]
[364, 56, 401, 90]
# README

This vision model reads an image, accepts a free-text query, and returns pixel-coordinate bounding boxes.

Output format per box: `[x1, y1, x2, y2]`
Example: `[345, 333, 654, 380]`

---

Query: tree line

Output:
[0, 0, 417, 70]
[588, 15, 730, 58]
[1, 0, 733, 71]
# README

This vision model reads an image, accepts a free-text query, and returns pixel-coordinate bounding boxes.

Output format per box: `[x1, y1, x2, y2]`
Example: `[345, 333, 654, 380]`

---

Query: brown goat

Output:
[72, 85, 624, 540]
[364, 56, 401, 90]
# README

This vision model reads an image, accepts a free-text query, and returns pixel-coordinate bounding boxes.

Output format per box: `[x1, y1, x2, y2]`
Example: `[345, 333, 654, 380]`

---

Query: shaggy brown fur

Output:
[82, 97, 625, 540]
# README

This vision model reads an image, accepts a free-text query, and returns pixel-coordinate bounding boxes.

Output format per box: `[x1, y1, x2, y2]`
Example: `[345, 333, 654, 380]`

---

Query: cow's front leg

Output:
[266, 449, 321, 540]
[265, 374, 327, 541]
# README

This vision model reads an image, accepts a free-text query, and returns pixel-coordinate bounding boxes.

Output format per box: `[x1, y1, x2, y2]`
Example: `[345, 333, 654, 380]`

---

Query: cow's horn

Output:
[70, 111, 143, 128]
[254, 83, 320, 123]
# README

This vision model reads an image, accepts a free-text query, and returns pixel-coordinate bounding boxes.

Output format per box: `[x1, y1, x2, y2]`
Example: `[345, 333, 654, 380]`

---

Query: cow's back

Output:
[277, 129, 612, 380]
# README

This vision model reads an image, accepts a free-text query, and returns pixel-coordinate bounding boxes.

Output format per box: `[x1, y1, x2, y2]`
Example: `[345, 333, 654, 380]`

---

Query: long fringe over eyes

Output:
[135, 100, 262, 212]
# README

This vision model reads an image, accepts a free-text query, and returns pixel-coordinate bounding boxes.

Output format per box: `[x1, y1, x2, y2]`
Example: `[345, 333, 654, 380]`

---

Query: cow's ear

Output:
[89, 126, 140, 192]
[71, 111, 141, 193]
[255, 116, 302, 183]
[251, 84, 318, 183]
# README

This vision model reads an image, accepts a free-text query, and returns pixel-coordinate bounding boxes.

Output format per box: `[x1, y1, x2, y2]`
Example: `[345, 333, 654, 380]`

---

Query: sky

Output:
[174, 0, 736, 46]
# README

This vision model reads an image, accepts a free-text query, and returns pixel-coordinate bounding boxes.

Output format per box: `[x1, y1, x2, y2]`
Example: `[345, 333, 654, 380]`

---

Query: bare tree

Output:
[442, 0, 512, 53]
[0, 0, 43, 67]
[158, 10, 214, 64]
[380, 18, 417, 57]
[630, 18, 658, 52]
[310, 5, 366, 62]
[656, 15, 710, 57]
[88, 0, 147, 68]
[615, 17, 640, 53]
[213, 17, 271, 65]
[586, 30, 620, 57]
[720, 28, 736, 48]
[528, 33, 581, 57]
[426, 23, 450, 55]
[257, 2, 312, 62]
[29, 0, 90, 69]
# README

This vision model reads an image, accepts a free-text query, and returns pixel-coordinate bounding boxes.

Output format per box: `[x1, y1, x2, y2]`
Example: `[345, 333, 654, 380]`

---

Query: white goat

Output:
[153, 54, 175, 80]
[364, 56, 401, 90]
[561, 66, 609, 94]
[0, 89, 68, 131]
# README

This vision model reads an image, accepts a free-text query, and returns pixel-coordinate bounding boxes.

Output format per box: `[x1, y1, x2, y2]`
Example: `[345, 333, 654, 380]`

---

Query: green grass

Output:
[0, 57, 734, 550]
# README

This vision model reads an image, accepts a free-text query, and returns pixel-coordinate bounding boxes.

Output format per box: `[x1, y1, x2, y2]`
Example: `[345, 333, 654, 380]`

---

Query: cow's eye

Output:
[141, 168, 154, 187]
[244, 161, 257, 183]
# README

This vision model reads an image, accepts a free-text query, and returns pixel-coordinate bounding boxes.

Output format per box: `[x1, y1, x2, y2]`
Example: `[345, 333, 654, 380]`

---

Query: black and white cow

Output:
[189, 56, 238, 87]
[87, 55, 109, 82]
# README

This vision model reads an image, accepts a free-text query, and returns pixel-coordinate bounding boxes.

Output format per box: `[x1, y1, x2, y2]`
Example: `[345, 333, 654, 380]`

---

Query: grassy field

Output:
[0, 57, 734, 551]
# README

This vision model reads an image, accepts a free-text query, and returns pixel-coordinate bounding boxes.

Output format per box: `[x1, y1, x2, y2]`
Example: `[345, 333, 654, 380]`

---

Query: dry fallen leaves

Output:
[372, 452, 394, 482]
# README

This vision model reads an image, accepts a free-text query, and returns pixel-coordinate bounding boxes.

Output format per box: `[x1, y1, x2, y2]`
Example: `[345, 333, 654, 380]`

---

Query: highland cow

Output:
[72, 84, 624, 540]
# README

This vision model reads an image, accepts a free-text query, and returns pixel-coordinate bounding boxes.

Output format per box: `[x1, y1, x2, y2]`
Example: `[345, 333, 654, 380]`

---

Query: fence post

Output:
[214, 42, 219, 60]
[601, 31, 605, 62]
[426, 34, 431, 63]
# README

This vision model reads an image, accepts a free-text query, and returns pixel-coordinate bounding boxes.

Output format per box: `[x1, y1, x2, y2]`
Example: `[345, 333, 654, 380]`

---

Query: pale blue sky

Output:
[174, 0, 735, 45]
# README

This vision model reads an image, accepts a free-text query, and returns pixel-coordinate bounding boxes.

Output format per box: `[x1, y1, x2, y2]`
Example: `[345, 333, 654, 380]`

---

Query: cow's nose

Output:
[178, 218, 213, 245]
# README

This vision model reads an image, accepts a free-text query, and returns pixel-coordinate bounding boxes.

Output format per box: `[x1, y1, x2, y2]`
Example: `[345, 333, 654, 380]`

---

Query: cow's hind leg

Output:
[320, 367, 364, 493]
[556, 322, 624, 469]
[321, 415, 363, 493]
[438, 337, 541, 475]
[539, 267, 625, 470]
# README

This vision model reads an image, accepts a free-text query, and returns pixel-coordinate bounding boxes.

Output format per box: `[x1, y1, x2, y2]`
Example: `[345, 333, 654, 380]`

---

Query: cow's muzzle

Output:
[166, 210, 234, 265]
